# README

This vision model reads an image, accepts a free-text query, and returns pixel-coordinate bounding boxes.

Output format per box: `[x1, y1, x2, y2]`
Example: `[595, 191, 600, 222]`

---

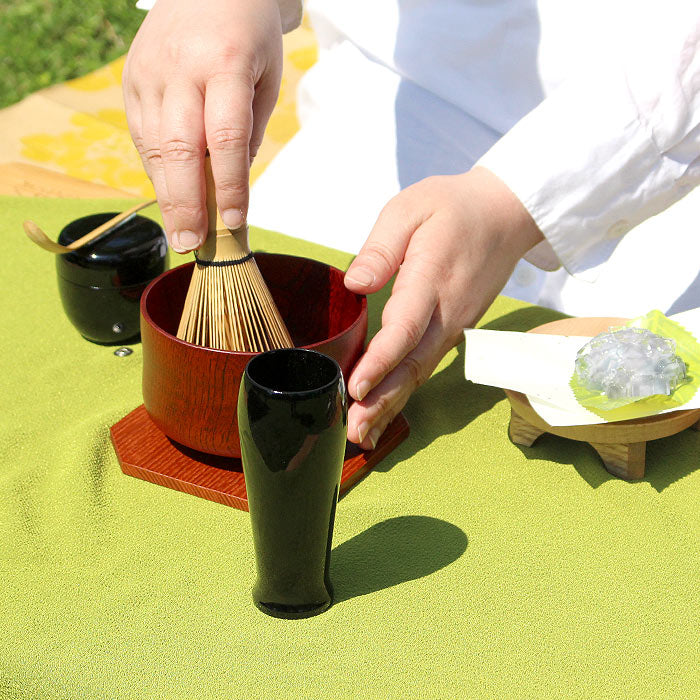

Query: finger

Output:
[344, 193, 427, 293]
[122, 64, 151, 180]
[249, 62, 282, 164]
[121, 54, 141, 126]
[350, 403, 398, 452]
[348, 316, 452, 448]
[125, 86, 180, 251]
[160, 82, 207, 251]
[123, 75, 143, 149]
[137, 95, 181, 249]
[205, 73, 254, 230]
[123, 87, 149, 184]
[349, 263, 438, 401]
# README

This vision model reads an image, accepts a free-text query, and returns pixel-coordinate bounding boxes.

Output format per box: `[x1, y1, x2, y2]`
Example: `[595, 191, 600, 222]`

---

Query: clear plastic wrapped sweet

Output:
[574, 328, 688, 400]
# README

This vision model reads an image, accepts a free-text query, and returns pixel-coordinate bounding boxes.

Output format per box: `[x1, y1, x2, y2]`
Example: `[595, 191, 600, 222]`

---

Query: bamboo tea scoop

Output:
[23, 198, 157, 254]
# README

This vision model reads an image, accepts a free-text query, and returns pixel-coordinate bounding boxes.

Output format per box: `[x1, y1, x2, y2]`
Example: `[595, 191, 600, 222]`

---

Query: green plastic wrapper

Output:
[570, 310, 700, 422]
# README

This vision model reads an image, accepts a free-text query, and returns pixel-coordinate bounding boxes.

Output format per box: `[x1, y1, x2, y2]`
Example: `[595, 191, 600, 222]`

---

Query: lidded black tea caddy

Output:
[56, 212, 167, 344]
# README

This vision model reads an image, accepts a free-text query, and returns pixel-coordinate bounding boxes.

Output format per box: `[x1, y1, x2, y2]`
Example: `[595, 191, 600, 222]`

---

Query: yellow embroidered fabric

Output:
[0, 17, 318, 196]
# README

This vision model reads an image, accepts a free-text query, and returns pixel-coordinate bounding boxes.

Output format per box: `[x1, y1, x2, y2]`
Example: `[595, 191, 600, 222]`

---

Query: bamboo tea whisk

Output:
[176, 158, 293, 351]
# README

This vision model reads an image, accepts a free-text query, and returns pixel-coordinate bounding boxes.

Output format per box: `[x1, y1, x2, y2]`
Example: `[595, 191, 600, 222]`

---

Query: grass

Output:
[0, 0, 143, 109]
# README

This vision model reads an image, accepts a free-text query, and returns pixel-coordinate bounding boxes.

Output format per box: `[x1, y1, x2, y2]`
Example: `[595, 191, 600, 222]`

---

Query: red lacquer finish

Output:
[140, 253, 368, 458]
[110, 405, 410, 511]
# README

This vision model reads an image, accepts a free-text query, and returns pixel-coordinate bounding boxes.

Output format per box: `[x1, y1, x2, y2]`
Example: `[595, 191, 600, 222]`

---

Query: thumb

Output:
[345, 195, 425, 294]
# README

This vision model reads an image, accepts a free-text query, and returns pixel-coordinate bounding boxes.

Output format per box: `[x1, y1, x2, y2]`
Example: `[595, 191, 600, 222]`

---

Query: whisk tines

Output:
[176, 156, 293, 352]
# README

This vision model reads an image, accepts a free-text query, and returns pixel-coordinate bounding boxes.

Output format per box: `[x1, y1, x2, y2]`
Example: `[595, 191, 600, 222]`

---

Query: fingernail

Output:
[222, 208, 245, 230]
[355, 380, 371, 402]
[357, 421, 370, 444]
[174, 230, 202, 251]
[367, 427, 381, 450]
[346, 266, 375, 288]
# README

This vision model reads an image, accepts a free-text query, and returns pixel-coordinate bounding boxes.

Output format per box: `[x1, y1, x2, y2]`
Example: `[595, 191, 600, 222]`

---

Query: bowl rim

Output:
[140, 252, 368, 355]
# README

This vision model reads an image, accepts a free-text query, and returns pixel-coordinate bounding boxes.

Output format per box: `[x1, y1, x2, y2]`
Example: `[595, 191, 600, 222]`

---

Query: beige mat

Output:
[0, 18, 318, 197]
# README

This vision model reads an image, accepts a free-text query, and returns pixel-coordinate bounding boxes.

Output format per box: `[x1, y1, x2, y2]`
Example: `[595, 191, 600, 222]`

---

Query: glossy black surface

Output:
[238, 349, 348, 619]
[56, 213, 167, 343]
[56, 278, 147, 345]
[57, 213, 167, 287]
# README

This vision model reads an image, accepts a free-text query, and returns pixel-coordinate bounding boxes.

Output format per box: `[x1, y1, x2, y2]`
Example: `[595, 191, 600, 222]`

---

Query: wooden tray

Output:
[504, 317, 700, 480]
[111, 405, 409, 510]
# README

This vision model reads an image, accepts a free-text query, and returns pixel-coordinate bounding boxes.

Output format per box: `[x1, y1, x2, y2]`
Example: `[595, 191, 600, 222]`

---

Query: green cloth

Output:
[2, 195, 699, 700]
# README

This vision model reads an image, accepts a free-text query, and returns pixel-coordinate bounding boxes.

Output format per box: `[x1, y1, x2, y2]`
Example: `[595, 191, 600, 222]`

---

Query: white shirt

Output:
[478, 1, 700, 280]
[141, 0, 700, 317]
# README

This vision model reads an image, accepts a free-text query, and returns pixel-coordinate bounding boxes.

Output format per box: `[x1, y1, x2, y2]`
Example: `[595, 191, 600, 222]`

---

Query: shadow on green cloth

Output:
[331, 515, 468, 604]
[370, 305, 569, 475]
[366, 300, 700, 491]
[509, 427, 700, 492]
[479, 304, 569, 333]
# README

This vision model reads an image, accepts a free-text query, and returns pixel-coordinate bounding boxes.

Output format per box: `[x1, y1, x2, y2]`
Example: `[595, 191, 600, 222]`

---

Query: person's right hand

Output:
[122, 0, 284, 252]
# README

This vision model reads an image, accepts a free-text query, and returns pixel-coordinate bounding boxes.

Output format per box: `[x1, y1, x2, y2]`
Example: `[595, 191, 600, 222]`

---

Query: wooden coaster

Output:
[110, 405, 409, 510]
[504, 317, 700, 480]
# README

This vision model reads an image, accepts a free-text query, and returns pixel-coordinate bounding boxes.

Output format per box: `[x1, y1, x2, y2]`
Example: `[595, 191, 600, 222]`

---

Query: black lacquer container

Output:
[56, 213, 167, 344]
[238, 349, 348, 619]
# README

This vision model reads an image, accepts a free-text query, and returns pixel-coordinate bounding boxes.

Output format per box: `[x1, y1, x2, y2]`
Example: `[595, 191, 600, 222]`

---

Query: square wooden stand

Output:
[110, 405, 409, 511]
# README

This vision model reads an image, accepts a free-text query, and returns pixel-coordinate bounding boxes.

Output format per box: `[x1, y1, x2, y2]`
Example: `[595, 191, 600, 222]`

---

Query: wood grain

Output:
[508, 408, 546, 447]
[111, 404, 409, 511]
[141, 255, 368, 458]
[589, 441, 646, 481]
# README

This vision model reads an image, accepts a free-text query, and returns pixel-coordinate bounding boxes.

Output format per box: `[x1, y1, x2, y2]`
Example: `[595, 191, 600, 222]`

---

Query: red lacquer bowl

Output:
[140, 254, 367, 458]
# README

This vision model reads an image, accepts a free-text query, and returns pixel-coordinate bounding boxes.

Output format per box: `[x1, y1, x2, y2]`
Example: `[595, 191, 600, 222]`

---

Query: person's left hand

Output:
[343, 166, 545, 449]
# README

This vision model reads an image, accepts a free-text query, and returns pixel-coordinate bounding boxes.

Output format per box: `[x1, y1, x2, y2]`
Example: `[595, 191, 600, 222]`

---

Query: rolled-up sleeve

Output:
[478, 3, 700, 280]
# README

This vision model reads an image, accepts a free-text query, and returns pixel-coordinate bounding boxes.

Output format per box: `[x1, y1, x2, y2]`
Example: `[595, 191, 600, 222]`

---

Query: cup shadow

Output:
[330, 515, 468, 604]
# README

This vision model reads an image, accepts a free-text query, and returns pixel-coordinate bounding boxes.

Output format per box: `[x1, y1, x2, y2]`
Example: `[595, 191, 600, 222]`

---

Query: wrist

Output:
[135, 0, 302, 34]
[468, 165, 544, 261]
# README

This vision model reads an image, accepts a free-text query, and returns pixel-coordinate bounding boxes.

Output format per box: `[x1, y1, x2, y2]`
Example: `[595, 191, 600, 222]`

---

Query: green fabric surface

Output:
[2, 195, 700, 699]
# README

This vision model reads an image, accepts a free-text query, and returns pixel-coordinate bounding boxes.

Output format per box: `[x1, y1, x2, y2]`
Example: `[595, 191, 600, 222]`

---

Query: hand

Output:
[122, 0, 284, 252]
[343, 167, 544, 449]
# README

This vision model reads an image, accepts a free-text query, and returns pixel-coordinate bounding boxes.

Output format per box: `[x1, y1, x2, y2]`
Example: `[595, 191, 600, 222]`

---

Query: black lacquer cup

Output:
[238, 348, 348, 619]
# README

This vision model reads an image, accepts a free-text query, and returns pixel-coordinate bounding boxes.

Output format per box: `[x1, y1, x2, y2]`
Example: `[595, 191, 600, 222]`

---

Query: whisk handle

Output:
[198, 154, 250, 262]
[204, 155, 227, 235]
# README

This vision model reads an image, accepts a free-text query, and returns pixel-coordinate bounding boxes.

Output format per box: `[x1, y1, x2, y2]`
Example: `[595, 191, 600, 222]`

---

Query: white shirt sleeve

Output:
[135, 0, 303, 34]
[478, 3, 700, 281]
